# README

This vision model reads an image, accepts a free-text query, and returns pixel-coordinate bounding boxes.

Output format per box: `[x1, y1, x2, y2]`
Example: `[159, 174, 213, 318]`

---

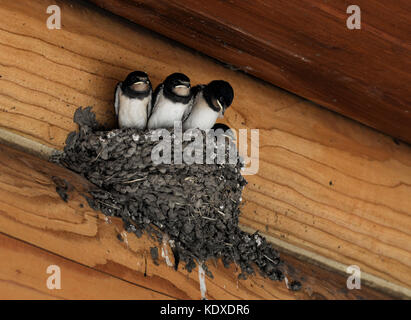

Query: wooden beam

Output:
[0, 232, 172, 300]
[88, 0, 411, 143]
[0, 0, 410, 297]
[0, 143, 395, 299]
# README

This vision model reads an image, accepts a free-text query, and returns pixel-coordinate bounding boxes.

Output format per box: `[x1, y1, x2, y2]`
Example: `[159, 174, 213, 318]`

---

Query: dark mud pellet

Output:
[290, 280, 302, 291]
[150, 247, 159, 265]
[171, 246, 180, 271]
[134, 228, 143, 238]
[202, 264, 214, 279]
[56, 186, 68, 202]
[185, 259, 196, 273]
[238, 273, 247, 280]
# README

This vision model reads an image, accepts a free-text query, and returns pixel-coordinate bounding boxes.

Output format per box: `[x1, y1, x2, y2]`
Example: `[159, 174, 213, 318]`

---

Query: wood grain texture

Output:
[0, 233, 171, 300]
[0, 0, 410, 296]
[88, 0, 411, 143]
[0, 143, 395, 299]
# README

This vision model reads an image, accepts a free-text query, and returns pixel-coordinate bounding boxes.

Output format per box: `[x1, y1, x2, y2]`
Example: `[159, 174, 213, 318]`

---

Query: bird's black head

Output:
[163, 73, 192, 102]
[211, 123, 236, 141]
[122, 71, 151, 97]
[212, 123, 231, 132]
[203, 80, 234, 114]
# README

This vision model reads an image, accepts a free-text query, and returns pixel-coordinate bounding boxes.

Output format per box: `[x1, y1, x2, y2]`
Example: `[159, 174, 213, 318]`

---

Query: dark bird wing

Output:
[149, 83, 163, 119]
[191, 84, 204, 97]
[182, 85, 204, 122]
[146, 90, 153, 118]
[182, 95, 194, 123]
[114, 82, 122, 116]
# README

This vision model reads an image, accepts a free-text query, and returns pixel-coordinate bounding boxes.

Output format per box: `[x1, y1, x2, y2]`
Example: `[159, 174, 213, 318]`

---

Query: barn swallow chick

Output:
[183, 80, 234, 130]
[114, 71, 152, 129]
[147, 73, 194, 129]
[207, 123, 239, 166]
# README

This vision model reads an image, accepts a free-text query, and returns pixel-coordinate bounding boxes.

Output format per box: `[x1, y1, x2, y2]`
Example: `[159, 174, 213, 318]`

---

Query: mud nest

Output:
[54, 107, 284, 281]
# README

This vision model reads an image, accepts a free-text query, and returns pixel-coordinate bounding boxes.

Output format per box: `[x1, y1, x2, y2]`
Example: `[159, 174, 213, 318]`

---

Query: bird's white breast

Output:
[148, 90, 189, 129]
[118, 93, 149, 129]
[183, 92, 219, 130]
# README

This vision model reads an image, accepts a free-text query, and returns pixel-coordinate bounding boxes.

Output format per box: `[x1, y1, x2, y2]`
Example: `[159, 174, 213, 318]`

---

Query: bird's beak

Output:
[131, 81, 149, 91]
[176, 81, 190, 89]
[217, 101, 225, 118]
[173, 83, 191, 96]
[216, 100, 223, 112]
[177, 80, 190, 88]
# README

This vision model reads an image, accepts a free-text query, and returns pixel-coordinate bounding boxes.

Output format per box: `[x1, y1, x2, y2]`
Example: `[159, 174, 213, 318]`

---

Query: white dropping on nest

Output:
[284, 276, 290, 289]
[198, 264, 207, 300]
[107, 131, 116, 139]
[121, 231, 129, 247]
[254, 234, 262, 247]
[161, 236, 173, 267]
[132, 134, 140, 142]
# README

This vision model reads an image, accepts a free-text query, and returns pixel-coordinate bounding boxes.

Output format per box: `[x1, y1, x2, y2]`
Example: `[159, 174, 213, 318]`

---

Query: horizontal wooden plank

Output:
[0, 232, 171, 300]
[0, 143, 395, 299]
[0, 0, 410, 297]
[88, 0, 411, 143]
